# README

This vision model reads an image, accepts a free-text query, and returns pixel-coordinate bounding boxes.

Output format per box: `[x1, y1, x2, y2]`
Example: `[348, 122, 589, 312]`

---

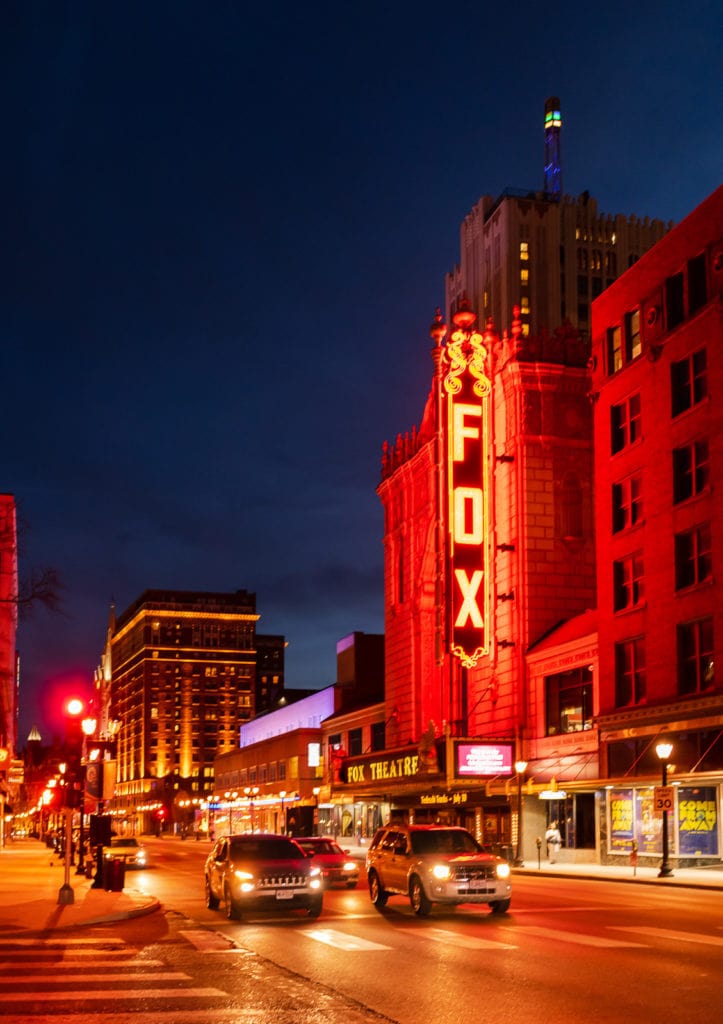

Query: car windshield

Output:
[410, 830, 482, 855]
[299, 840, 340, 856]
[229, 838, 301, 861]
[111, 838, 138, 848]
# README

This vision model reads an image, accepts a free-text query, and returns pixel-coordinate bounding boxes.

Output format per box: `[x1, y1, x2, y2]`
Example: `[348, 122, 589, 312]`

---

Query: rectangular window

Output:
[519, 241, 529, 261]
[673, 439, 709, 503]
[371, 720, 386, 751]
[687, 253, 707, 316]
[675, 524, 712, 590]
[624, 309, 641, 360]
[665, 271, 685, 329]
[612, 475, 642, 533]
[671, 348, 707, 417]
[678, 618, 714, 695]
[613, 553, 644, 611]
[615, 638, 646, 706]
[545, 667, 593, 735]
[349, 727, 363, 757]
[606, 326, 622, 374]
[611, 393, 641, 454]
[520, 267, 529, 285]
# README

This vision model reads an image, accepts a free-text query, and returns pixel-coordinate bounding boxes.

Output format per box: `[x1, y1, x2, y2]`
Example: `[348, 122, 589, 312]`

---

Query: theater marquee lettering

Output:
[443, 320, 491, 667]
[341, 749, 420, 786]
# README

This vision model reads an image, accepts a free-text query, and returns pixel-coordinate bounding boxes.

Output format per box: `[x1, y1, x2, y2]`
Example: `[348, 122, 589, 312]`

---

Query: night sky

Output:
[4, 1, 721, 743]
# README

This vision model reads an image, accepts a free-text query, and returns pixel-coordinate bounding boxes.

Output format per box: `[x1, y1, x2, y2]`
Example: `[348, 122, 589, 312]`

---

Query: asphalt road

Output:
[2, 839, 716, 1024]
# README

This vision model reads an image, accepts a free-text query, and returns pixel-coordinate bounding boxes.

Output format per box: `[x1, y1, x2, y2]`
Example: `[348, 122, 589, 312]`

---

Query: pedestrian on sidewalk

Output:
[545, 821, 562, 863]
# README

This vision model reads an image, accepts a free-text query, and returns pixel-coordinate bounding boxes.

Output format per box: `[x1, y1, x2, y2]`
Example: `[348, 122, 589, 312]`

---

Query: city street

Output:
[4, 836, 719, 1023]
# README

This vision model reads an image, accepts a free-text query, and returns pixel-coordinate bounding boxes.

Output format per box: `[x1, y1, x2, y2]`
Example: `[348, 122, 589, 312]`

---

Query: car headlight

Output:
[496, 862, 511, 880]
[234, 869, 255, 893]
[432, 864, 451, 880]
[310, 866, 321, 878]
[343, 861, 356, 872]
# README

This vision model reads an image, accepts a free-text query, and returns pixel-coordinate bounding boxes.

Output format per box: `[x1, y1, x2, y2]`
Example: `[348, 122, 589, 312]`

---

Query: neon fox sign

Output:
[443, 309, 490, 667]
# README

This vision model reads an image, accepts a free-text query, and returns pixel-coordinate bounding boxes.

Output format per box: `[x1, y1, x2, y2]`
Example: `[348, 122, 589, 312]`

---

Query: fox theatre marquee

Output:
[443, 305, 491, 667]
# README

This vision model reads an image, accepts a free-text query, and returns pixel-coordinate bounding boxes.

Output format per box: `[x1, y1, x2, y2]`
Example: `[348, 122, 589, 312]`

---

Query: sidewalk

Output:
[0, 838, 159, 937]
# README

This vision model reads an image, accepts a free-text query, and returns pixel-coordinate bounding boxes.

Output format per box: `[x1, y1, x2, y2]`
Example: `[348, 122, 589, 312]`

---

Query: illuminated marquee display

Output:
[455, 742, 513, 778]
[443, 311, 491, 667]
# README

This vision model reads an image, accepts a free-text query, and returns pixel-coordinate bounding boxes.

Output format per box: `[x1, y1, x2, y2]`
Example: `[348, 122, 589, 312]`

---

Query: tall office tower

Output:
[447, 98, 671, 342]
[108, 588, 283, 831]
[591, 186, 723, 785]
[543, 96, 562, 198]
[0, 494, 17, 756]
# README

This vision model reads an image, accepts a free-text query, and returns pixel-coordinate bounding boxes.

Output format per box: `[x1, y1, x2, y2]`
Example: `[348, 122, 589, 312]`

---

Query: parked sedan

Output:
[294, 837, 359, 889]
[204, 834, 323, 920]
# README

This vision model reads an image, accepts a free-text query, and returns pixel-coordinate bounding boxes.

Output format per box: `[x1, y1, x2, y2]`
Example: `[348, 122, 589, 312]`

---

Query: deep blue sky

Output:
[4, 1, 721, 743]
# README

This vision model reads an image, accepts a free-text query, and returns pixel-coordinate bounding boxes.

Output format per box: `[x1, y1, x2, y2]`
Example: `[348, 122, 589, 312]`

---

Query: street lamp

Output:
[312, 786, 320, 837]
[514, 760, 528, 866]
[75, 715, 97, 875]
[655, 740, 674, 878]
[58, 697, 89, 905]
[280, 790, 286, 834]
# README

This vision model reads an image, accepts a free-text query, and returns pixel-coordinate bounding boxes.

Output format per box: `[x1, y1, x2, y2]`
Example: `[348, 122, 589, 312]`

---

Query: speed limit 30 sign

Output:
[654, 785, 675, 812]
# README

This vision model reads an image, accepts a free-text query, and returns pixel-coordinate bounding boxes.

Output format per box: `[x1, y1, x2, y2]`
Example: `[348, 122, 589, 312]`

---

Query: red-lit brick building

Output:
[590, 185, 723, 864]
[338, 186, 723, 867]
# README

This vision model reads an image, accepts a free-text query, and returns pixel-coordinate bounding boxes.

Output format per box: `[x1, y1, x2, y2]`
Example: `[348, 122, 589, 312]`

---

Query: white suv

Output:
[366, 824, 511, 916]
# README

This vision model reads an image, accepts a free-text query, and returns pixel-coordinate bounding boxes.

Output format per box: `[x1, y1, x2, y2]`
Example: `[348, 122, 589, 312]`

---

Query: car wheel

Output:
[368, 870, 389, 908]
[223, 883, 241, 920]
[491, 898, 511, 914]
[409, 875, 432, 916]
[306, 896, 323, 918]
[205, 876, 219, 910]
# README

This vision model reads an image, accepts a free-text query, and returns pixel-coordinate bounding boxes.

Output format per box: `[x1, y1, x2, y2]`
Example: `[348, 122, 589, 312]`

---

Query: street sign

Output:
[654, 785, 675, 813]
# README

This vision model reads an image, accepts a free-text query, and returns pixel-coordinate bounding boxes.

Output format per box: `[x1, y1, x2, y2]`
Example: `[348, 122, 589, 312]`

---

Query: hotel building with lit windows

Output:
[104, 589, 285, 833]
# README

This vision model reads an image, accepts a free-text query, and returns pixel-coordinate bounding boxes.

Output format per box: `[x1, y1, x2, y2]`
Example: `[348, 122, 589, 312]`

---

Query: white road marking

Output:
[407, 926, 517, 950]
[303, 927, 391, 951]
[518, 925, 646, 948]
[0, 987, 228, 1002]
[0, 971, 191, 984]
[609, 926, 723, 947]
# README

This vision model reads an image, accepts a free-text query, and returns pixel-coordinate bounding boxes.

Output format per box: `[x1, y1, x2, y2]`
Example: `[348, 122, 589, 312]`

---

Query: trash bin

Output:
[103, 857, 126, 892]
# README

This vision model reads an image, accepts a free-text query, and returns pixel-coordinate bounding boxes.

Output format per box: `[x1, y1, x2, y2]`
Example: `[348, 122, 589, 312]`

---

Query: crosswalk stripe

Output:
[609, 926, 723, 947]
[0, 971, 190, 984]
[0, 987, 228, 1002]
[518, 925, 646, 948]
[303, 928, 391, 951]
[0, 958, 165, 968]
[2, 1013, 257, 1024]
[407, 926, 517, 950]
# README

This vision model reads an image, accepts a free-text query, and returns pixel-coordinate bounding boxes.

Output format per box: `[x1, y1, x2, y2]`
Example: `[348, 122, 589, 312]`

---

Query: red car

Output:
[294, 837, 359, 889]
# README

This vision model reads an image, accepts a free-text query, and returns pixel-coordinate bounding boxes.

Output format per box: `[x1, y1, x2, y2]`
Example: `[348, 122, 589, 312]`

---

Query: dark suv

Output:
[205, 834, 323, 920]
[366, 824, 511, 916]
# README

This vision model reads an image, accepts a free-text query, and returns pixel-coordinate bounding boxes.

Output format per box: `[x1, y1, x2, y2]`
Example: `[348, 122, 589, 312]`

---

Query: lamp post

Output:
[656, 740, 674, 878]
[514, 760, 528, 866]
[280, 790, 286, 834]
[75, 715, 97, 874]
[312, 786, 320, 837]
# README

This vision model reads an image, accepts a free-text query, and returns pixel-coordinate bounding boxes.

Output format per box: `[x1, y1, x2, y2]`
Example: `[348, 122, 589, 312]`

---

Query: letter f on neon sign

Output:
[454, 569, 484, 628]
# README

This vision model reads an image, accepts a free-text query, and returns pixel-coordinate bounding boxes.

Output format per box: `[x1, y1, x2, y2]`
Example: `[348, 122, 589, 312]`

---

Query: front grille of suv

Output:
[256, 873, 307, 889]
[451, 864, 496, 892]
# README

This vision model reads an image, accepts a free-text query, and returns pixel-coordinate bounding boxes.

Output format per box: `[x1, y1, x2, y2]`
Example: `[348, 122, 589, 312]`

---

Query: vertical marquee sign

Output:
[442, 307, 491, 667]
